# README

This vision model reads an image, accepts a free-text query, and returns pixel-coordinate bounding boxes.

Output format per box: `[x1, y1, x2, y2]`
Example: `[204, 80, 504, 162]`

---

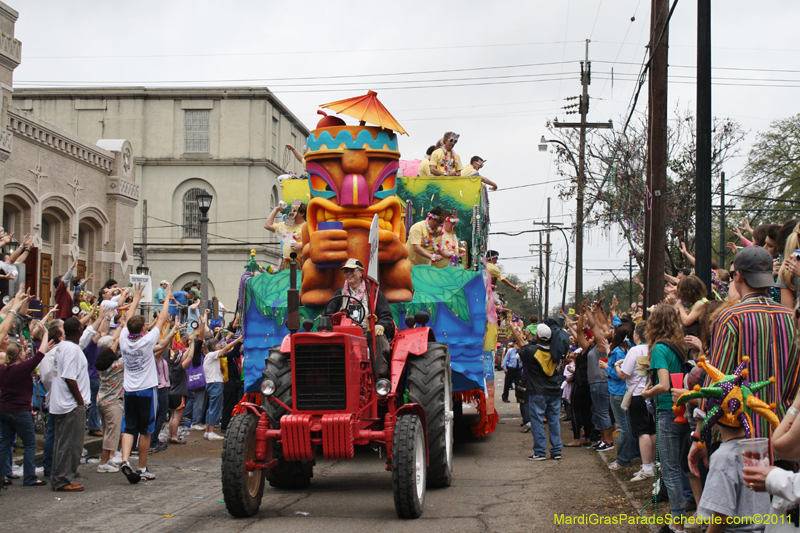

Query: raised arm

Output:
[264, 205, 283, 232]
[62, 258, 78, 285]
[154, 284, 172, 332]
[0, 288, 28, 345]
[680, 241, 696, 266]
[8, 233, 31, 264]
[285, 143, 304, 164]
[123, 284, 145, 322]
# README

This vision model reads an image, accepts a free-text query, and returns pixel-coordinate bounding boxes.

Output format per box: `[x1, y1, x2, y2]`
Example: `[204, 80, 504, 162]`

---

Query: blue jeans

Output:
[42, 413, 55, 472]
[152, 387, 169, 445]
[88, 377, 100, 431]
[206, 382, 224, 427]
[609, 394, 633, 466]
[657, 411, 690, 522]
[0, 411, 37, 485]
[589, 382, 612, 430]
[187, 388, 207, 425]
[1, 426, 13, 476]
[529, 394, 562, 457]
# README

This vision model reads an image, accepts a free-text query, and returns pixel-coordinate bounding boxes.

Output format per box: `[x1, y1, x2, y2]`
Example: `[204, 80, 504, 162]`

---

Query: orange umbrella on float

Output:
[320, 90, 407, 135]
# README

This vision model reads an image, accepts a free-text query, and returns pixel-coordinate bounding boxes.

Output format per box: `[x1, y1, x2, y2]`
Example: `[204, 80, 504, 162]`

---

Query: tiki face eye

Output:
[307, 163, 337, 199]
[372, 162, 399, 200]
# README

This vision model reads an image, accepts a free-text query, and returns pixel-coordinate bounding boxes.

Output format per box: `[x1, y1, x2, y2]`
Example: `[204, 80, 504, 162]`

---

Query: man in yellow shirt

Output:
[461, 156, 498, 190]
[486, 250, 522, 293]
[264, 201, 306, 270]
[407, 206, 445, 266]
[430, 132, 463, 176]
[417, 146, 437, 177]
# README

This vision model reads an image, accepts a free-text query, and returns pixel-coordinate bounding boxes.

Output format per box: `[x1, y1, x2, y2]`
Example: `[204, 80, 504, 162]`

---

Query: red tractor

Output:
[221, 264, 453, 519]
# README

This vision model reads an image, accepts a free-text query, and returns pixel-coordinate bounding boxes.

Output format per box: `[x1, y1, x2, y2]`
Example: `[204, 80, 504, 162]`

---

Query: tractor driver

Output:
[332, 258, 395, 377]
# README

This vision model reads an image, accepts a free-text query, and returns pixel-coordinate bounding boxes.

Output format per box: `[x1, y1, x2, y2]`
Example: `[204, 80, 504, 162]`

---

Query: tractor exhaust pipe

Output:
[286, 253, 300, 335]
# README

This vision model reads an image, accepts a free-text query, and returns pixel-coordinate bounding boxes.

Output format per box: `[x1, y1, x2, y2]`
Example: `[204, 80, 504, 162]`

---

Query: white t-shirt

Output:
[101, 294, 122, 325]
[50, 340, 91, 415]
[119, 327, 160, 392]
[620, 344, 649, 396]
[38, 345, 59, 409]
[203, 350, 224, 384]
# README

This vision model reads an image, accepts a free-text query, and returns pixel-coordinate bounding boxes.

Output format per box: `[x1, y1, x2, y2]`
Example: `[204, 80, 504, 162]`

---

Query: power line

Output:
[494, 178, 571, 192]
[25, 40, 586, 60]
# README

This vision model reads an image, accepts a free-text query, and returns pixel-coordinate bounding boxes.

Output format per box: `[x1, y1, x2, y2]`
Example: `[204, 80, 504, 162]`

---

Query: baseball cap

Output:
[733, 246, 775, 288]
[536, 323, 552, 346]
[160, 280, 169, 285]
[341, 258, 364, 271]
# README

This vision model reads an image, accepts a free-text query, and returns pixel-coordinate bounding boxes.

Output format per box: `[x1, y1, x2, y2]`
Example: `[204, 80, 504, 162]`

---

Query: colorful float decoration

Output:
[241, 92, 498, 437]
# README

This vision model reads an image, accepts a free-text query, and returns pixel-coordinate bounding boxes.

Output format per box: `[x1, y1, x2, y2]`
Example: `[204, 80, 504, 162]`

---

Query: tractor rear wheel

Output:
[406, 342, 453, 488]
[221, 413, 264, 518]
[392, 414, 426, 519]
[262, 347, 314, 489]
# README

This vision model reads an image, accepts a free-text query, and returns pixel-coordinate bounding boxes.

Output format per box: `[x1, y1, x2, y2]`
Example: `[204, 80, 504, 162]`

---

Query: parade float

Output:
[223, 91, 498, 519]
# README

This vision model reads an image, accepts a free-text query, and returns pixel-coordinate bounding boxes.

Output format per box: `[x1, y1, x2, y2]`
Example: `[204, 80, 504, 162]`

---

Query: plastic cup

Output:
[739, 438, 770, 467]
[670, 373, 684, 389]
[636, 355, 650, 377]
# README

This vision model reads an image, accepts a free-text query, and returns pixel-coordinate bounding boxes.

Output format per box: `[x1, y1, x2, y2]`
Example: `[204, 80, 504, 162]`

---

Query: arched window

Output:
[269, 186, 279, 211]
[182, 187, 204, 238]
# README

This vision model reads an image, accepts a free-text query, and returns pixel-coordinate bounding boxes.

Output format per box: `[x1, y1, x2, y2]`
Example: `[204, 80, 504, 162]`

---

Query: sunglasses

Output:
[446, 138, 458, 144]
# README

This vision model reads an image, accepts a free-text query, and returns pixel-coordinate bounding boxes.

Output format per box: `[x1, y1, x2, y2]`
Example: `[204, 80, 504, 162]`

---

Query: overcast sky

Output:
[12, 0, 800, 306]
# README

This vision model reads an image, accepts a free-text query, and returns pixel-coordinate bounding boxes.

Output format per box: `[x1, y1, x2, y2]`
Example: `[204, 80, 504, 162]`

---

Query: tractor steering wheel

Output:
[324, 293, 367, 325]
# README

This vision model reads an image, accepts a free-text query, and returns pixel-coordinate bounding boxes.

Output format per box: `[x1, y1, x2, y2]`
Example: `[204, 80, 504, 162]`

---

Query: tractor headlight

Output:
[261, 379, 276, 397]
[376, 378, 391, 397]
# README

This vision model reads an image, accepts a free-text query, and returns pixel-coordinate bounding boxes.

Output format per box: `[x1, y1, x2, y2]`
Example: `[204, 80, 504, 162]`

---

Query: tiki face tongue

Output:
[340, 174, 370, 207]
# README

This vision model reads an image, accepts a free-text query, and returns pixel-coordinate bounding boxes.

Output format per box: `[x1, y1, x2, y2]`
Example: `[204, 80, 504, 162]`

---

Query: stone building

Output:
[0, 2, 137, 307]
[12, 86, 309, 311]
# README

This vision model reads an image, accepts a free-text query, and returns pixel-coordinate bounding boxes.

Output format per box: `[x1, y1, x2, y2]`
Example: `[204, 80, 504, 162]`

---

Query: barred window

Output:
[184, 110, 210, 153]
[182, 188, 204, 238]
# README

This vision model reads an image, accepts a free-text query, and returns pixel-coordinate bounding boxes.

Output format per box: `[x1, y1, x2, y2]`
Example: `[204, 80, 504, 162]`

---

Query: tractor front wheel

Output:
[221, 413, 264, 518]
[406, 342, 453, 488]
[392, 414, 426, 519]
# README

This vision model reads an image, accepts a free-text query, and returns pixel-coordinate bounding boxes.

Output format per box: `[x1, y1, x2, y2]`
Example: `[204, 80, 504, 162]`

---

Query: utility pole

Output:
[553, 39, 612, 306]
[718, 171, 726, 270]
[696, 0, 713, 297]
[538, 232, 543, 318]
[545, 197, 551, 318]
[644, 0, 669, 310]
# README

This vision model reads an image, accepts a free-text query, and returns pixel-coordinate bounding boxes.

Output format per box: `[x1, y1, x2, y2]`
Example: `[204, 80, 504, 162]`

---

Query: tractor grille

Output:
[294, 343, 347, 410]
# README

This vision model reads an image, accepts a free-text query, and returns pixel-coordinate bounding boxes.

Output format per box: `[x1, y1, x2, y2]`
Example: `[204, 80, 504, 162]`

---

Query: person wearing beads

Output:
[460, 156, 498, 191]
[429, 132, 463, 176]
[433, 210, 461, 268]
[407, 206, 445, 266]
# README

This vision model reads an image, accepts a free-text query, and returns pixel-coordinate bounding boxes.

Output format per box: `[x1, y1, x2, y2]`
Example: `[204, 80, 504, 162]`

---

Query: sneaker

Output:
[205, 432, 224, 441]
[595, 441, 615, 452]
[527, 454, 548, 461]
[521, 423, 531, 434]
[97, 463, 119, 473]
[190, 423, 206, 431]
[137, 468, 156, 481]
[120, 461, 141, 484]
[551, 454, 562, 460]
[608, 460, 621, 471]
[630, 469, 655, 482]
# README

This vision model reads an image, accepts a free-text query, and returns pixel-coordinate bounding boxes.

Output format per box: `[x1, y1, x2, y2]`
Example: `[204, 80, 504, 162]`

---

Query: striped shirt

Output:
[708, 292, 800, 438]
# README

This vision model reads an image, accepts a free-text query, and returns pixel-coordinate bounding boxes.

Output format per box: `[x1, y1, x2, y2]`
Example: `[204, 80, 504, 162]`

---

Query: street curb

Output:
[595, 449, 660, 533]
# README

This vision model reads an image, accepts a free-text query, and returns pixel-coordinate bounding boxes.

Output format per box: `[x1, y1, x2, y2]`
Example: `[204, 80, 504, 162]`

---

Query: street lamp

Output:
[538, 136, 584, 306]
[135, 264, 149, 276]
[197, 190, 213, 314]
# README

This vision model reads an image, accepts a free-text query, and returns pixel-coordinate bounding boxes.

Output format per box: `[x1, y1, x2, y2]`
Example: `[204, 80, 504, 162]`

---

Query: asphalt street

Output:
[2, 375, 649, 533]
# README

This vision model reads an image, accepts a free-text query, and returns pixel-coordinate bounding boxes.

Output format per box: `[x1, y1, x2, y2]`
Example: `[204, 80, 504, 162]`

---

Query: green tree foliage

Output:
[547, 107, 745, 275]
[739, 113, 800, 222]
[494, 268, 537, 320]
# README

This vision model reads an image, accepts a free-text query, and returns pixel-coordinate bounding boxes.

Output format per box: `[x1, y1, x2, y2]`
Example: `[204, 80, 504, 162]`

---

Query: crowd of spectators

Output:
[500, 214, 800, 532]
[0, 249, 245, 492]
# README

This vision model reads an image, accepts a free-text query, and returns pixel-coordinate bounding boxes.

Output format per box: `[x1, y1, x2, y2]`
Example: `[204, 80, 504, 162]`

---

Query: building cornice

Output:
[0, 30, 20, 70]
[8, 107, 115, 172]
[139, 157, 284, 173]
[13, 86, 310, 136]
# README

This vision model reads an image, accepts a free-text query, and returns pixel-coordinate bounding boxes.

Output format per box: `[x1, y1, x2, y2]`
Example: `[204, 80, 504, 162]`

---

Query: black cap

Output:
[733, 246, 775, 288]
[486, 250, 499, 259]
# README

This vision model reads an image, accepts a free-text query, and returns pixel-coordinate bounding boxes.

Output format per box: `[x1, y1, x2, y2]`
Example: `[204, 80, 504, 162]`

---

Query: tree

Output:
[494, 268, 537, 319]
[738, 114, 800, 225]
[547, 107, 745, 275]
